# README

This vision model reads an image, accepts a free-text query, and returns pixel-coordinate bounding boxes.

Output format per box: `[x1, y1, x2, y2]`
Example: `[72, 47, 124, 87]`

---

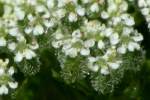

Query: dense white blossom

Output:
[51, 0, 143, 76]
[0, 0, 144, 95]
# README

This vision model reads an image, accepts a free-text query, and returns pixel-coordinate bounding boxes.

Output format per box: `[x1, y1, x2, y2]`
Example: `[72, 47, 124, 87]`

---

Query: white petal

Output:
[88, 57, 98, 63]
[80, 48, 90, 56]
[133, 34, 143, 42]
[90, 3, 99, 12]
[84, 39, 95, 48]
[124, 17, 135, 26]
[33, 25, 44, 35]
[0, 68, 4, 76]
[101, 11, 109, 19]
[52, 41, 63, 48]
[100, 67, 109, 75]
[8, 67, 15, 75]
[8, 82, 18, 89]
[89, 64, 99, 72]
[108, 62, 120, 69]
[127, 42, 140, 52]
[0, 85, 8, 95]
[76, 6, 85, 16]
[68, 12, 77, 22]
[8, 42, 16, 51]
[98, 40, 105, 49]
[66, 48, 78, 58]
[72, 29, 82, 38]
[0, 37, 6, 47]
[15, 8, 25, 20]
[43, 20, 54, 28]
[47, 0, 55, 8]
[24, 27, 33, 34]
[14, 52, 23, 62]
[141, 8, 149, 15]
[138, 0, 147, 7]
[9, 28, 18, 36]
[24, 49, 36, 60]
[36, 5, 46, 13]
[110, 33, 119, 45]
[117, 45, 126, 54]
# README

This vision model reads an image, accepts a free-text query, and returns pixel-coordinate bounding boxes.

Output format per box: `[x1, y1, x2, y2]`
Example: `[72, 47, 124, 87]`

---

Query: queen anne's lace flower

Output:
[51, 0, 143, 75]
[0, 0, 144, 95]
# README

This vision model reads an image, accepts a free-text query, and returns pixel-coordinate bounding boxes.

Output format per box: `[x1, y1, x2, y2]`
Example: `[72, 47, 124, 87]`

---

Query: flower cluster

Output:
[52, 0, 143, 75]
[0, 0, 144, 95]
[0, 0, 53, 62]
[138, 0, 150, 29]
[0, 59, 18, 95]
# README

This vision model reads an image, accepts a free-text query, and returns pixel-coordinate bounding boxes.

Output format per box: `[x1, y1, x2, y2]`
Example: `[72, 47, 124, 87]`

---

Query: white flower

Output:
[0, 37, 6, 47]
[108, 61, 121, 69]
[29, 42, 39, 50]
[0, 68, 4, 76]
[90, 3, 99, 12]
[138, 0, 147, 7]
[124, 17, 135, 26]
[9, 28, 18, 36]
[27, 14, 35, 22]
[47, 0, 55, 8]
[122, 27, 132, 36]
[100, 67, 109, 75]
[8, 42, 16, 51]
[110, 33, 120, 45]
[14, 8, 25, 20]
[107, 2, 117, 13]
[55, 33, 64, 40]
[76, 6, 85, 16]
[88, 57, 98, 63]
[27, 0, 37, 5]
[112, 17, 121, 25]
[133, 34, 143, 42]
[33, 25, 44, 35]
[24, 27, 33, 34]
[98, 40, 105, 49]
[0, 85, 8, 95]
[8, 82, 18, 89]
[117, 45, 126, 54]
[62, 43, 72, 51]
[84, 39, 95, 48]
[68, 12, 78, 22]
[88, 64, 99, 72]
[24, 49, 36, 60]
[54, 9, 66, 19]
[66, 48, 78, 58]
[82, 0, 90, 4]
[72, 29, 82, 38]
[14, 52, 24, 62]
[128, 42, 140, 52]
[36, 5, 46, 13]
[52, 41, 63, 48]
[101, 11, 109, 19]
[141, 8, 149, 16]
[16, 34, 26, 42]
[3, 5, 12, 15]
[103, 28, 113, 37]
[43, 12, 50, 19]
[8, 67, 15, 75]
[80, 48, 90, 56]
[43, 20, 54, 28]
